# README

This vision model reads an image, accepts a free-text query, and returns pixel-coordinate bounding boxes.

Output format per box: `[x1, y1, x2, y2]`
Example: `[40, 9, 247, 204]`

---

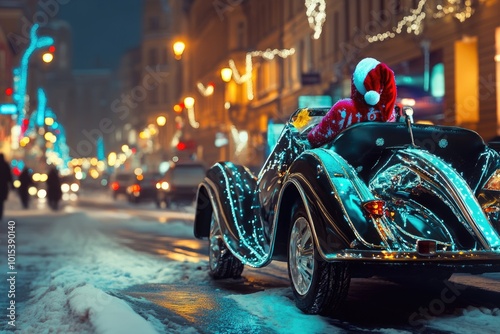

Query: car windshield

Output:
[171, 165, 206, 186]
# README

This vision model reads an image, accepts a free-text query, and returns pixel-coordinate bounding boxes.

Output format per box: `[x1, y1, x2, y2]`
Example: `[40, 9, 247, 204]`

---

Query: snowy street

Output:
[1, 189, 500, 334]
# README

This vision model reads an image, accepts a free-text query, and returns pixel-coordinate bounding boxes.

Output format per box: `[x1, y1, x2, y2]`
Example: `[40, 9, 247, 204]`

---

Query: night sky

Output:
[57, 0, 142, 70]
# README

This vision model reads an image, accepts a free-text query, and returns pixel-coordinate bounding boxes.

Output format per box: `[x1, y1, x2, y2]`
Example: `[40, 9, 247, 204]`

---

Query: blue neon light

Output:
[36, 88, 47, 127]
[13, 24, 54, 126]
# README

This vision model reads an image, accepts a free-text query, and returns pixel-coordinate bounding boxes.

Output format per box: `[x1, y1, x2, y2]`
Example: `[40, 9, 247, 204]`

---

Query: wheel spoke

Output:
[289, 216, 315, 296]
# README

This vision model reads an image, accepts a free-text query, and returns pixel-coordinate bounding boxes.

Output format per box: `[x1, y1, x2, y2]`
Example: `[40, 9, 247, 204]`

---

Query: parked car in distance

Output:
[110, 173, 135, 199]
[60, 175, 80, 201]
[127, 172, 163, 203]
[156, 161, 206, 208]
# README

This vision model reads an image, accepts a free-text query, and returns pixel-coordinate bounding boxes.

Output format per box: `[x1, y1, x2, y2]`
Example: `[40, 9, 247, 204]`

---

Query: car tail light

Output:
[362, 200, 386, 218]
[416, 239, 437, 256]
[111, 182, 120, 191]
[131, 184, 141, 193]
[484, 169, 500, 191]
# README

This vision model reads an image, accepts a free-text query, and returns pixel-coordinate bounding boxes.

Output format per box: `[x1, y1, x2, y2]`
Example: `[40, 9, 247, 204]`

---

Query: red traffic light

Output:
[5, 87, 13, 96]
[177, 142, 186, 151]
[48, 45, 56, 53]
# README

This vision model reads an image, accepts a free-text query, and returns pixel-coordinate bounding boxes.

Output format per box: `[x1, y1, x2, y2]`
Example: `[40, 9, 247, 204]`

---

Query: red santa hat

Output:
[352, 57, 397, 121]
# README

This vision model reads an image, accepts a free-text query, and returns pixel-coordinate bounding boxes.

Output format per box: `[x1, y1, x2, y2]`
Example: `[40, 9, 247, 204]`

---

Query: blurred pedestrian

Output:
[46, 166, 62, 211]
[0, 153, 13, 220]
[18, 167, 34, 209]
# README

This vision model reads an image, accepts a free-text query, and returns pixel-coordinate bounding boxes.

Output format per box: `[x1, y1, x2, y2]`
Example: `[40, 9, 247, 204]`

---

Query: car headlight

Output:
[161, 181, 170, 190]
[484, 169, 500, 192]
[71, 183, 80, 192]
[61, 183, 70, 193]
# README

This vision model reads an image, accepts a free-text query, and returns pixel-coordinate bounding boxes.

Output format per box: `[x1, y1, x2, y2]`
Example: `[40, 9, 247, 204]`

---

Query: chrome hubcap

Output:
[289, 216, 314, 296]
[209, 215, 222, 271]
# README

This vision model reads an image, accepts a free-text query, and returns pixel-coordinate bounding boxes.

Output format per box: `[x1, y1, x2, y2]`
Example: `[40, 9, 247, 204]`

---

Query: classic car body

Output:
[193, 107, 500, 315]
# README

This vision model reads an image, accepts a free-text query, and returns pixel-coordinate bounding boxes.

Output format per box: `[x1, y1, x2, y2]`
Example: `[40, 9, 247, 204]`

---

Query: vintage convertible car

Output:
[193, 107, 500, 316]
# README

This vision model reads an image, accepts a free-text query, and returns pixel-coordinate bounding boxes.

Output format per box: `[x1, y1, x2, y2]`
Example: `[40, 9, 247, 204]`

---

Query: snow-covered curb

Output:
[9, 211, 206, 333]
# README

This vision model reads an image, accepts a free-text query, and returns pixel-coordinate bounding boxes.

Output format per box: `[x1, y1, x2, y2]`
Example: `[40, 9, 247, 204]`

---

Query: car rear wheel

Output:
[288, 207, 350, 316]
[208, 212, 244, 279]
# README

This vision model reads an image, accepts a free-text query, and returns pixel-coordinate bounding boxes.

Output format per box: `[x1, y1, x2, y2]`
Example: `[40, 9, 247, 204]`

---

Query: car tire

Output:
[208, 212, 244, 279]
[288, 206, 350, 316]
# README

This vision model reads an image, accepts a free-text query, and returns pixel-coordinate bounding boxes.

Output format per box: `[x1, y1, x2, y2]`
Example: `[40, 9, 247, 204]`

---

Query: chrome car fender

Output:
[273, 148, 388, 261]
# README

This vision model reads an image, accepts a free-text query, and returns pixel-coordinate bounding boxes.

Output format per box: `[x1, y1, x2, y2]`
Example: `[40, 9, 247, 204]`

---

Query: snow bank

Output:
[10, 211, 206, 333]
[428, 306, 500, 334]
[68, 284, 158, 334]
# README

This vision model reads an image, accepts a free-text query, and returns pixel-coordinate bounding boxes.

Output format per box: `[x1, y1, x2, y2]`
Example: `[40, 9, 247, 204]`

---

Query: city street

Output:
[1, 189, 499, 333]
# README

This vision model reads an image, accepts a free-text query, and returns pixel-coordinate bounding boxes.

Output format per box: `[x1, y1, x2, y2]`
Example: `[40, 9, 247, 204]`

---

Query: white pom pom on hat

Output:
[353, 57, 382, 106]
[364, 90, 380, 105]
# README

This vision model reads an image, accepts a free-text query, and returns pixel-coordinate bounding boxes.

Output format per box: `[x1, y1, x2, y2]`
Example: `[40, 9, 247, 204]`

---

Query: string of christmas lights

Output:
[366, 0, 475, 43]
[305, 0, 326, 40]
[228, 48, 295, 100]
[196, 82, 215, 97]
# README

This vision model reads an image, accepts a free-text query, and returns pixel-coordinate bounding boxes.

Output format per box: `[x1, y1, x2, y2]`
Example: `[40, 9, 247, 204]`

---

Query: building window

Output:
[0, 50, 5, 71]
[149, 16, 159, 31]
[150, 89, 158, 105]
[237, 21, 246, 49]
[334, 11, 339, 57]
[162, 48, 168, 65]
[162, 83, 169, 104]
[149, 48, 158, 65]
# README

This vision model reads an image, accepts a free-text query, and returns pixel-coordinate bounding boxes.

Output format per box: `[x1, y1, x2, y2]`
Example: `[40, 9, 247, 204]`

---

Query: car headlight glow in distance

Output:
[161, 181, 170, 190]
[71, 183, 79, 192]
[37, 189, 47, 199]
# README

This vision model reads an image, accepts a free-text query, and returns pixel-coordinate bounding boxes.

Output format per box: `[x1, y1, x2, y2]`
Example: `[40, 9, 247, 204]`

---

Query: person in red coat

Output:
[307, 57, 397, 147]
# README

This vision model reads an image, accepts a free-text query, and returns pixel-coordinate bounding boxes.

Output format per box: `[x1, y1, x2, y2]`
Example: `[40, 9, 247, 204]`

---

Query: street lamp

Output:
[220, 67, 233, 82]
[42, 52, 54, 63]
[156, 115, 167, 127]
[173, 41, 185, 60]
[183, 96, 194, 109]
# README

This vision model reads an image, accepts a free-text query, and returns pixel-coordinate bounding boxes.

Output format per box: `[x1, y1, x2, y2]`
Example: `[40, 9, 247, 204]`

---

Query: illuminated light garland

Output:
[366, 0, 475, 43]
[228, 48, 295, 100]
[305, 0, 326, 39]
[186, 106, 199, 128]
[432, 0, 475, 22]
[196, 82, 214, 96]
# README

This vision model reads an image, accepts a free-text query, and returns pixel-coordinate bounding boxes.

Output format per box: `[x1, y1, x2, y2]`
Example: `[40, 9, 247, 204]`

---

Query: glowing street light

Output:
[156, 115, 167, 127]
[220, 67, 233, 82]
[183, 96, 195, 109]
[173, 41, 185, 60]
[42, 52, 54, 63]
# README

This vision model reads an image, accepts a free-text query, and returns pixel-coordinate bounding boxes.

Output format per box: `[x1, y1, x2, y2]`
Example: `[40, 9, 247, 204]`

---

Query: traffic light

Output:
[4, 87, 13, 97]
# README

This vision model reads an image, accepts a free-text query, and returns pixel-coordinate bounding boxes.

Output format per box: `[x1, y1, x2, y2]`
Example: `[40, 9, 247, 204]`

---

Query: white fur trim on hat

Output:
[353, 58, 380, 95]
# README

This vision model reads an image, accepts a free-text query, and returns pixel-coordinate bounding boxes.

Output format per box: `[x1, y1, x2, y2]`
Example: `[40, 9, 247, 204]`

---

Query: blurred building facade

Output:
[114, 0, 185, 172]
[172, 0, 500, 169]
